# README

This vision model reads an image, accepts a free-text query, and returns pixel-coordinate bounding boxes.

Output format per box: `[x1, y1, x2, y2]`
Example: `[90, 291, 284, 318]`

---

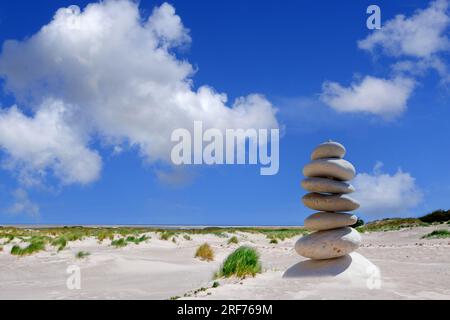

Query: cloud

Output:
[320, 76, 415, 118]
[0, 99, 101, 185]
[7, 189, 40, 217]
[0, 0, 279, 187]
[358, 0, 450, 58]
[321, 0, 450, 118]
[352, 162, 423, 218]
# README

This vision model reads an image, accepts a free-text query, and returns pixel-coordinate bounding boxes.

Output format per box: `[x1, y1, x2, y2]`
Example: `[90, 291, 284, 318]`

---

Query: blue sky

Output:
[0, 0, 448, 225]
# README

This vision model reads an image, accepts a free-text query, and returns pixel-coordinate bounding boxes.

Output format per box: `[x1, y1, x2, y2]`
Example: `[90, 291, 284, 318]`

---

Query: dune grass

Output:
[111, 238, 127, 248]
[195, 243, 214, 261]
[357, 218, 427, 233]
[160, 232, 174, 241]
[422, 229, 450, 239]
[261, 229, 308, 242]
[216, 246, 261, 278]
[51, 236, 68, 252]
[126, 235, 149, 244]
[11, 239, 46, 256]
[183, 234, 192, 241]
[227, 236, 239, 245]
[269, 238, 278, 244]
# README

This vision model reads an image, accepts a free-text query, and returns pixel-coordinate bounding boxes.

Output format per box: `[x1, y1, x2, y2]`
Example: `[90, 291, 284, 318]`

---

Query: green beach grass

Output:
[216, 246, 261, 278]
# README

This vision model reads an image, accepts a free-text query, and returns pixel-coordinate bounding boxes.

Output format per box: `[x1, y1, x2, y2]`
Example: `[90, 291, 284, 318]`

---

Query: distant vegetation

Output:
[356, 218, 427, 233]
[259, 228, 308, 242]
[422, 229, 450, 239]
[354, 209, 450, 233]
[351, 218, 365, 228]
[195, 243, 214, 261]
[419, 210, 450, 223]
[1, 211, 449, 257]
[216, 246, 261, 278]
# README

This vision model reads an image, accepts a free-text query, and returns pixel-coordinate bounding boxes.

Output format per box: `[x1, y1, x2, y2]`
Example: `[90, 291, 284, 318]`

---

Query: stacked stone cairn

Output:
[295, 141, 362, 260]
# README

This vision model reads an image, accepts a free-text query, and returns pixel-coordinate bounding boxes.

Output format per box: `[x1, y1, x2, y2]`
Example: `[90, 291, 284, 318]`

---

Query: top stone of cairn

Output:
[311, 141, 346, 160]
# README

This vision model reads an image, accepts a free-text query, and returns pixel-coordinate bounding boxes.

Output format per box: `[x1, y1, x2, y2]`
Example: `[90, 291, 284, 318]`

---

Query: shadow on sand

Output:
[283, 254, 353, 278]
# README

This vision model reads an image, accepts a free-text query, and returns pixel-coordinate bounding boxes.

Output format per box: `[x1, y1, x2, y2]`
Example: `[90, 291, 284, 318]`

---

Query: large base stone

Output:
[283, 252, 380, 289]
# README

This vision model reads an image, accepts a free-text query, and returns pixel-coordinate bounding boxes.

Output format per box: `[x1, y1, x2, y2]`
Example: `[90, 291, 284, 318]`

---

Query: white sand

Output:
[1, 226, 450, 300]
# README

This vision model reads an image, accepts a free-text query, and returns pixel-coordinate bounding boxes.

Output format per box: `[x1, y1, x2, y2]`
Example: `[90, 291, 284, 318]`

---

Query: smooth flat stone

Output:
[303, 158, 356, 181]
[295, 227, 361, 260]
[311, 141, 346, 160]
[302, 193, 360, 212]
[301, 177, 355, 194]
[304, 212, 358, 231]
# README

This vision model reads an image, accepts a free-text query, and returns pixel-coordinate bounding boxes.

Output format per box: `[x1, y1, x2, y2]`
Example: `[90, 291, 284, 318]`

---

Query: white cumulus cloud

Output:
[0, 0, 279, 186]
[352, 162, 423, 218]
[321, 0, 450, 118]
[320, 76, 415, 119]
[358, 0, 450, 58]
[0, 99, 101, 186]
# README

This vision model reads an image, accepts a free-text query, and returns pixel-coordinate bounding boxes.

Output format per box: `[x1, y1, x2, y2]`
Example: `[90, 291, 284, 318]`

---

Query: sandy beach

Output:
[1, 225, 450, 300]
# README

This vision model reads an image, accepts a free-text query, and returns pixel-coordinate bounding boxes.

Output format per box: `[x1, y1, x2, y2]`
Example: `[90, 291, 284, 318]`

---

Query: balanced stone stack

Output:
[295, 141, 362, 260]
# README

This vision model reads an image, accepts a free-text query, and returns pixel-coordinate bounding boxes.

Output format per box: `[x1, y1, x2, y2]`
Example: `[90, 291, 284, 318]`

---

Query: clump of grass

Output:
[172, 237, 177, 244]
[75, 251, 90, 259]
[213, 232, 227, 238]
[212, 281, 220, 288]
[97, 232, 114, 242]
[269, 239, 278, 244]
[51, 236, 67, 252]
[421, 229, 450, 239]
[160, 232, 174, 241]
[11, 239, 46, 256]
[183, 234, 192, 241]
[195, 243, 214, 261]
[111, 238, 127, 248]
[125, 234, 149, 245]
[216, 246, 261, 278]
[227, 236, 239, 245]
[170, 296, 180, 300]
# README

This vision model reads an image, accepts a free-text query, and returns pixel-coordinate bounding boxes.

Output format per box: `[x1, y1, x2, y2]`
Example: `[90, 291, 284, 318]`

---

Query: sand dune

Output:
[1, 226, 450, 300]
